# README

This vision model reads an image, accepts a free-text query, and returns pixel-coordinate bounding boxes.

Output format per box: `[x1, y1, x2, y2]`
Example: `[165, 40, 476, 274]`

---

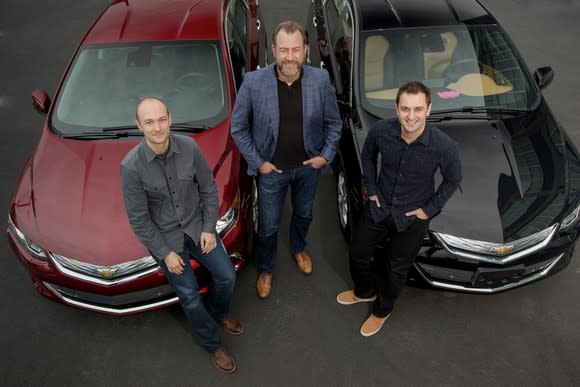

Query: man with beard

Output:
[231, 21, 342, 299]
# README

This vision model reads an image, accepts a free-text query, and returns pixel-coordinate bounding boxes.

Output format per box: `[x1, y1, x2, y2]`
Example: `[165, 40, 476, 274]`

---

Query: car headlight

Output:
[215, 191, 239, 235]
[7, 214, 48, 261]
[560, 203, 580, 231]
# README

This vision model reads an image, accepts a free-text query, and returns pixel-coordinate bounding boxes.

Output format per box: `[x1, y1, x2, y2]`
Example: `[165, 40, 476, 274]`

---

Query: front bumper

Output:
[412, 229, 577, 293]
[7, 209, 248, 315]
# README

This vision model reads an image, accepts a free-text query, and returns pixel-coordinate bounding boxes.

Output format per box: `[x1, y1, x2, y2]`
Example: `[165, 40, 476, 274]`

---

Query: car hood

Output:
[429, 103, 576, 243]
[13, 121, 234, 266]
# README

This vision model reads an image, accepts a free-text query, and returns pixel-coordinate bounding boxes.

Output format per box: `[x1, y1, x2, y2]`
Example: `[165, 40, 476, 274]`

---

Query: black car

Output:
[307, 0, 580, 293]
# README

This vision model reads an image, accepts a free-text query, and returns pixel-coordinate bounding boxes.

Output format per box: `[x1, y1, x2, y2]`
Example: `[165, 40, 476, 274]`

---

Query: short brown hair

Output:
[272, 20, 307, 46]
[396, 81, 431, 106]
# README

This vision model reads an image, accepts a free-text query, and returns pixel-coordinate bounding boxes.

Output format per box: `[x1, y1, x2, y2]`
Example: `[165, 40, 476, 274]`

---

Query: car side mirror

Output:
[533, 66, 554, 90]
[31, 89, 51, 115]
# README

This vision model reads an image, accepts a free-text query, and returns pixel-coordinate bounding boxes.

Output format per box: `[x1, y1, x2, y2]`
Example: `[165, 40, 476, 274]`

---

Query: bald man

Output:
[120, 97, 243, 374]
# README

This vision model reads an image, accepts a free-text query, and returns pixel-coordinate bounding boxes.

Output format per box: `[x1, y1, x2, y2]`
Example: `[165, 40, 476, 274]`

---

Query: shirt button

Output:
[176, 205, 180, 208]
[169, 177, 173, 180]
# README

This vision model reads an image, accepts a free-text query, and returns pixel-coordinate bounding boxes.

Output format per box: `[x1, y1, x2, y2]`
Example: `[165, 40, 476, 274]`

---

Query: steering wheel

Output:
[443, 58, 481, 82]
[168, 72, 218, 97]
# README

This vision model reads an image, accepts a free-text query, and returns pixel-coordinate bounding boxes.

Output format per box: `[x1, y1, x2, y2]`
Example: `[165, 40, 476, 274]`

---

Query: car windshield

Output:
[52, 41, 228, 133]
[359, 26, 538, 117]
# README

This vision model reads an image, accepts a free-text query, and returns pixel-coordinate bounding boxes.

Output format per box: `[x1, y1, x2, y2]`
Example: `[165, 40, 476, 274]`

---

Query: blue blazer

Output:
[231, 63, 342, 175]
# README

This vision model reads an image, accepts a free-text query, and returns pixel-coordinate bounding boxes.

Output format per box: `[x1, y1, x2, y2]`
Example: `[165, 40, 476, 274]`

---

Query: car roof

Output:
[83, 0, 226, 45]
[357, 0, 497, 31]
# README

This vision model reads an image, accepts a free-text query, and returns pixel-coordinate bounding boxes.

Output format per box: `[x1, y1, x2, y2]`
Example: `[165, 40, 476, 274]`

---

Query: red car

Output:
[7, 0, 266, 314]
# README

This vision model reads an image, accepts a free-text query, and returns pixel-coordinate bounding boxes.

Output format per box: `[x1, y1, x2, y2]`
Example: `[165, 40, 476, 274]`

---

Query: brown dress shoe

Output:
[220, 316, 245, 335]
[211, 348, 237, 374]
[256, 273, 272, 299]
[293, 251, 312, 275]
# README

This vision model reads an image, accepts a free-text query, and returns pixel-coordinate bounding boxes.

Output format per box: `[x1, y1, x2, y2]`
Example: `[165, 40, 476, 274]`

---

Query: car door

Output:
[319, 0, 367, 238]
[226, 0, 267, 92]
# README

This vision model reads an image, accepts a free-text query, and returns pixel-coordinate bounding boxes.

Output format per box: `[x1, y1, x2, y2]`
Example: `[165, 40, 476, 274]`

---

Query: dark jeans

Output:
[349, 207, 429, 317]
[255, 165, 321, 273]
[156, 234, 235, 353]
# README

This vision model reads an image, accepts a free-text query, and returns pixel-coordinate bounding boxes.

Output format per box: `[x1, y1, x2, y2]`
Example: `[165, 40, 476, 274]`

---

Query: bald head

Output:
[135, 97, 172, 152]
[136, 97, 169, 122]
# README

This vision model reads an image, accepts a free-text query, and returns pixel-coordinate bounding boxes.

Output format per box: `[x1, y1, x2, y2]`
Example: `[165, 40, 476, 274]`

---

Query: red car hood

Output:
[17, 121, 233, 266]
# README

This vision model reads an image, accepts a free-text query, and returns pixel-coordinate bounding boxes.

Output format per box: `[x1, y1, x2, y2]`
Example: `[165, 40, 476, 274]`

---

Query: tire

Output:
[251, 176, 259, 236]
[336, 162, 353, 241]
[247, 176, 260, 256]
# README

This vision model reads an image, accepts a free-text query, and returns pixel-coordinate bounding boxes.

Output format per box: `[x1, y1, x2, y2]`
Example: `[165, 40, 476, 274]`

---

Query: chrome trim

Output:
[44, 252, 243, 315]
[7, 213, 48, 260]
[50, 253, 160, 286]
[216, 207, 238, 235]
[560, 203, 580, 230]
[414, 252, 565, 294]
[43, 282, 178, 315]
[433, 224, 558, 264]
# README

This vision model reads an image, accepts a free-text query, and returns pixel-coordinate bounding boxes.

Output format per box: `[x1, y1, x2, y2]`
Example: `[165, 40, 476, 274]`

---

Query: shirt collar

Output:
[388, 121, 432, 146]
[142, 134, 181, 163]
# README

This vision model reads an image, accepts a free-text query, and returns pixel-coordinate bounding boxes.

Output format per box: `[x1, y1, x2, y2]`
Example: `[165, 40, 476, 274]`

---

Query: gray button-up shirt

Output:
[121, 134, 218, 261]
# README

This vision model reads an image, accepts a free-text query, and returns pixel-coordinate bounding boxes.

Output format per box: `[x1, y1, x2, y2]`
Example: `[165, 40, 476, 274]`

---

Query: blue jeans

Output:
[156, 234, 235, 353]
[256, 165, 321, 273]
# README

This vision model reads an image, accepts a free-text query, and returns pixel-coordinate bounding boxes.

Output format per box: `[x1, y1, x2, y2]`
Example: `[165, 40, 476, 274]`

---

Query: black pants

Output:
[349, 208, 429, 317]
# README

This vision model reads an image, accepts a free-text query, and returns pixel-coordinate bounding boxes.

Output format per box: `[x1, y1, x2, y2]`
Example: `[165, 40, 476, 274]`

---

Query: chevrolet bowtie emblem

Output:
[96, 267, 119, 278]
[491, 245, 514, 255]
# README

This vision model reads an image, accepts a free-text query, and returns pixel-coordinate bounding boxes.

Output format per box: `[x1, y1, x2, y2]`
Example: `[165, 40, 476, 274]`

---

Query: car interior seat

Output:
[364, 35, 390, 92]
[423, 32, 458, 79]
[391, 34, 425, 86]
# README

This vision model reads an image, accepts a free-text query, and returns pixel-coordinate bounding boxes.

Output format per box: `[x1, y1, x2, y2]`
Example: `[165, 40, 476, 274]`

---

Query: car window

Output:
[323, 0, 353, 97]
[359, 26, 537, 117]
[226, 0, 248, 90]
[52, 41, 228, 132]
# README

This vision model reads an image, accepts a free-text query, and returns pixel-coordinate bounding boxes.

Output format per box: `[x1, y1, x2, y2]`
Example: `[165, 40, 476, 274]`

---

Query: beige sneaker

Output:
[336, 289, 376, 305]
[360, 313, 390, 337]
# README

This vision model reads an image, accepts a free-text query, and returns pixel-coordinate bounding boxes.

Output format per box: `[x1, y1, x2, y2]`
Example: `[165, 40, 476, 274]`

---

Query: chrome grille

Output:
[433, 224, 558, 264]
[49, 252, 159, 286]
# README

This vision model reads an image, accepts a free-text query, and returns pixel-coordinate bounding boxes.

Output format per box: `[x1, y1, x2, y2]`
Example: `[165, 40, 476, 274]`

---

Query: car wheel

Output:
[336, 163, 353, 240]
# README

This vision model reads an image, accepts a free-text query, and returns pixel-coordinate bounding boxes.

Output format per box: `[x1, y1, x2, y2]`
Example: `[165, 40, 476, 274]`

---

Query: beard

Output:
[277, 59, 303, 79]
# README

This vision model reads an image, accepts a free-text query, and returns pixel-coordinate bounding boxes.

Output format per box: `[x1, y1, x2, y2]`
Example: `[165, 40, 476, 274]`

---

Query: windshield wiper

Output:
[170, 124, 208, 133]
[430, 106, 530, 115]
[61, 131, 141, 139]
[102, 125, 139, 132]
[101, 124, 208, 133]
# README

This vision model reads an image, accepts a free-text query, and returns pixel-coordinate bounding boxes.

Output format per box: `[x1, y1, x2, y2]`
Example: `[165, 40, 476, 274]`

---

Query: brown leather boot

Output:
[211, 348, 237, 373]
[293, 251, 313, 275]
[256, 273, 272, 299]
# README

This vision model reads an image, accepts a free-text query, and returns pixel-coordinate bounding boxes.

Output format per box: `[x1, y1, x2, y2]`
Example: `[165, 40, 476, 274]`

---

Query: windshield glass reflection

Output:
[360, 26, 537, 117]
[53, 41, 228, 133]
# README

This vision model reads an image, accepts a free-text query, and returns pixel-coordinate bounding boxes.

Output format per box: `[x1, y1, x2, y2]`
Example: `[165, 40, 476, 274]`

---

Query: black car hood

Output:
[429, 103, 577, 243]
